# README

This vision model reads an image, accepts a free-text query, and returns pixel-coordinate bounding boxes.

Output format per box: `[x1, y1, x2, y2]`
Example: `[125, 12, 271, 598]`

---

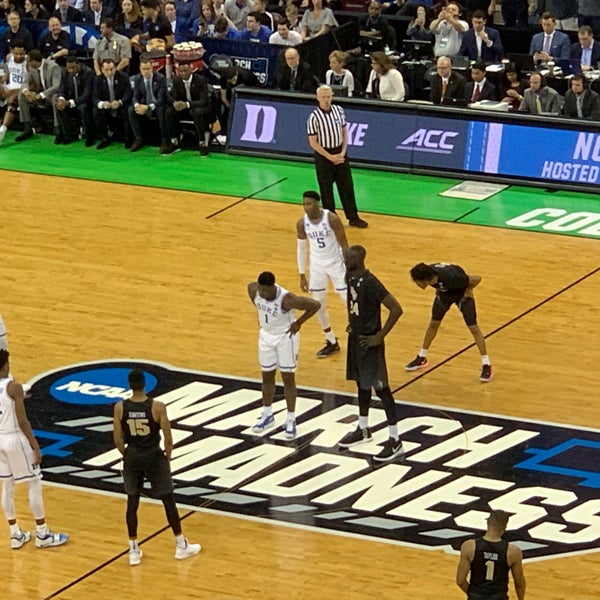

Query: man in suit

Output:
[275, 47, 318, 94]
[519, 72, 562, 114]
[464, 61, 497, 103]
[93, 58, 132, 149]
[52, 0, 84, 23]
[166, 61, 213, 156]
[83, 0, 109, 29]
[570, 25, 600, 71]
[128, 56, 171, 153]
[16, 49, 62, 142]
[430, 55, 466, 104]
[561, 74, 600, 120]
[530, 12, 570, 62]
[459, 10, 503, 63]
[55, 56, 96, 145]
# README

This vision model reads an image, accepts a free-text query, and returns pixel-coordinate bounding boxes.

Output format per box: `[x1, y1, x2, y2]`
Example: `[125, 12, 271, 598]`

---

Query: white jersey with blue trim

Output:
[0, 377, 19, 434]
[303, 209, 343, 266]
[254, 285, 295, 336]
[5, 56, 27, 91]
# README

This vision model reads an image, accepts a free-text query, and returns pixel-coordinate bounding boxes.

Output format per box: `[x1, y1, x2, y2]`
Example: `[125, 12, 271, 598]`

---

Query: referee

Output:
[307, 85, 368, 228]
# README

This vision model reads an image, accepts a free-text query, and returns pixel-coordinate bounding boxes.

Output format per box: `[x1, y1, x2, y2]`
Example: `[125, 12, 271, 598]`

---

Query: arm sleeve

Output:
[297, 239, 307, 274]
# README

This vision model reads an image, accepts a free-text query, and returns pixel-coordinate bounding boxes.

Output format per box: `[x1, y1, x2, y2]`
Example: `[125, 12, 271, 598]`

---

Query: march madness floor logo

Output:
[27, 359, 600, 561]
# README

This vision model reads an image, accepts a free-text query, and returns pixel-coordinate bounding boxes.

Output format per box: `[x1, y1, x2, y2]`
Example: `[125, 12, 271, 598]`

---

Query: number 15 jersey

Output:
[121, 398, 161, 451]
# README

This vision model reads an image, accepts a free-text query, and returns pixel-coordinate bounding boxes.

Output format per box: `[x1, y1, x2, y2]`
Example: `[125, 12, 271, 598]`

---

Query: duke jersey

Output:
[430, 263, 469, 294]
[304, 209, 343, 266]
[5, 56, 27, 90]
[255, 285, 295, 336]
[121, 398, 161, 451]
[0, 377, 19, 434]
[469, 538, 509, 598]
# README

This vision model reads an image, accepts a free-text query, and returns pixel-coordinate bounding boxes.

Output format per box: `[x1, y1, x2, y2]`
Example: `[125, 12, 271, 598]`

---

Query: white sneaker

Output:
[11, 530, 30, 549]
[129, 548, 143, 566]
[284, 418, 297, 440]
[175, 540, 201, 560]
[0, 128, 6, 144]
[36, 530, 69, 548]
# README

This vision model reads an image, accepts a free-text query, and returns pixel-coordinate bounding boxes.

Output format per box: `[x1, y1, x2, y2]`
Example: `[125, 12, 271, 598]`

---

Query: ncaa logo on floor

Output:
[28, 359, 600, 560]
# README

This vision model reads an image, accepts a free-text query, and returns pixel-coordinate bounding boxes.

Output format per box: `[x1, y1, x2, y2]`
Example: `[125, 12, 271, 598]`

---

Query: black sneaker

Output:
[338, 426, 372, 448]
[348, 218, 368, 228]
[373, 438, 405, 462]
[405, 355, 428, 371]
[316, 339, 340, 358]
[480, 364, 493, 382]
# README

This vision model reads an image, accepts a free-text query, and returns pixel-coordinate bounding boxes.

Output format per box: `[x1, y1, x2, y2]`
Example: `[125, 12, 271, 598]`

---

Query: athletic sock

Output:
[418, 348, 428, 358]
[358, 415, 369, 430]
[175, 534, 186, 548]
[388, 424, 399, 441]
[286, 411, 295, 423]
[325, 331, 336, 344]
[129, 539, 139, 551]
[36, 524, 49, 536]
[9, 523, 21, 536]
[263, 405, 273, 417]
[481, 355, 491, 365]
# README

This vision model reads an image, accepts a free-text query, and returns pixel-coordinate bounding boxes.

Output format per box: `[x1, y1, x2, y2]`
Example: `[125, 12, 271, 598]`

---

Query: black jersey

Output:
[347, 270, 389, 336]
[468, 538, 509, 598]
[430, 263, 469, 294]
[121, 397, 161, 451]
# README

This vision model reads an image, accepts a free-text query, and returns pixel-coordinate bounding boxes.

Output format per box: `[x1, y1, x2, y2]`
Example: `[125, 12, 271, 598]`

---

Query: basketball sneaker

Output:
[10, 530, 30, 549]
[405, 356, 428, 371]
[316, 339, 340, 358]
[480, 365, 493, 382]
[252, 413, 275, 433]
[373, 438, 405, 463]
[285, 418, 297, 440]
[338, 426, 372, 448]
[175, 540, 201, 560]
[35, 530, 69, 548]
[129, 548, 143, 566]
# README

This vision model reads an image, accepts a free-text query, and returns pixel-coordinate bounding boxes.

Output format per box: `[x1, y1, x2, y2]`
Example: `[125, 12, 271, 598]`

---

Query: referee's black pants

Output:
[314, 150, 359, 222]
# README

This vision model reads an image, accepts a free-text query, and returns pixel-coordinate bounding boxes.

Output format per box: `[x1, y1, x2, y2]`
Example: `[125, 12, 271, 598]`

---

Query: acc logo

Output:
[28, 359, 600, 560]
[240, 104, 277, 144]
[396, 128, 459, 154]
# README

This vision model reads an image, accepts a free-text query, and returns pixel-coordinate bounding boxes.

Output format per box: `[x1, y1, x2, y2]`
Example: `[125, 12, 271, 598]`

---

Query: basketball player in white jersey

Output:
[0, 44, 28, 144]
[297, 190, 349, 358]
[0, 312, 7, 351]
[248, 271, 320, 439]
[0, 349, 68, 549]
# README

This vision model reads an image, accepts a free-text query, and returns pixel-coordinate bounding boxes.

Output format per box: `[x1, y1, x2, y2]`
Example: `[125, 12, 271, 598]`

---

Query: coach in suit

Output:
[55, 56, 96, 145]
[275, 47, 318, 93]
[430, 55, 466, 104]
[530, 12, 570, 62]
[128, 55, 170, 153]
[464, 62, 497, 102]
[570, 25, 600, 71]
[561, 75, 600, 120]
[166, 61, 213, 156]
[93, 58, 132, 149]
[52, 0, 84, 23]
[519, 72, 562, 115]
[15, 50, 62, 141]
[459, 10, 503, 63]
[82, 0, 110, 29]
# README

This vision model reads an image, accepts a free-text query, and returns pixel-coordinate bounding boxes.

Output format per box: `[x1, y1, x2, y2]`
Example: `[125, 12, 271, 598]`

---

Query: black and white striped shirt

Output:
[306, 104, 346, 150]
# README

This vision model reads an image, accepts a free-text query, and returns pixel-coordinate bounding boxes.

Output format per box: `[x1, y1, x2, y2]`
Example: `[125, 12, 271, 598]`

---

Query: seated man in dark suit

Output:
[518, 72, 562, 115]
[275, 47, 318, 94]
[464, 61, 497, 103]
[561, 74, 600, 120]
[55, 56, 96, 145]
[570, 25, 600, 71]
[83, 0, 110, 29]
[530, 11, 570, 62]
[128, 55, 171, 153]
[93, 58, 132, 149]
[459, 10, 503, 63]
[52, 0, 84, 23]
[430, 55, 466, 104]
[166, 61, 213, 156]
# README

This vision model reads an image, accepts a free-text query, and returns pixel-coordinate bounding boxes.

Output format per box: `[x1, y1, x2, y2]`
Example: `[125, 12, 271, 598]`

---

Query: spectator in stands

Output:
[488, 0, 533, 28]
[165, 1, 191, 42]
[577, 0, 600, 36]
[464, 60, 496, 102]
[325, 50, 355, 96]
[518, 71, 562, 114]
[254, 0, 275, 30]
[360, 1, 396, 51]
[219, 65, 257, 130]
[561, 74, 600, 120]
[430, 2, 468, 57]
[0, 0, 24, 20]
[166, 60, 213, 155]
[93, 57, 132, 149]
[55, 55, 96, 145]
[214, 15, 241, 38]
[275, 47, 319, 93]
[530, 12, 570, 61]
[24, 0, 51, 20]
[285, 3, 302, 33]
[377, 0, 412, 16]
[462, 0, 492, 19]
[499, 62, 526, 108]
[538, 0, 578, 31]
[115, 0, 144, 31]
[406, 4, 434, 42]
[429, 54, 465, 103]
[459, 9, 503, 62]
[301, 0, 338, 40]
[269, 20, 303, 46]
[223, 0, 252, 30]
[134, 0, 175, 50]
[84, 0, 110, 29]
[570, 25, 600, 71]
[366, 51, 405, 101]
[16, 49, 62, 142]
[0, 44, 27, 144]
[213, 0, 227, 19]
[192, 1, 218, 36]
[175, 0, 200, 24]
[38, 16, 72, 64]
[53, 0, 84, 23]
[240, 11, 273, 42]
[93, 18, 131, 75]
[1, 12, 34, 59]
